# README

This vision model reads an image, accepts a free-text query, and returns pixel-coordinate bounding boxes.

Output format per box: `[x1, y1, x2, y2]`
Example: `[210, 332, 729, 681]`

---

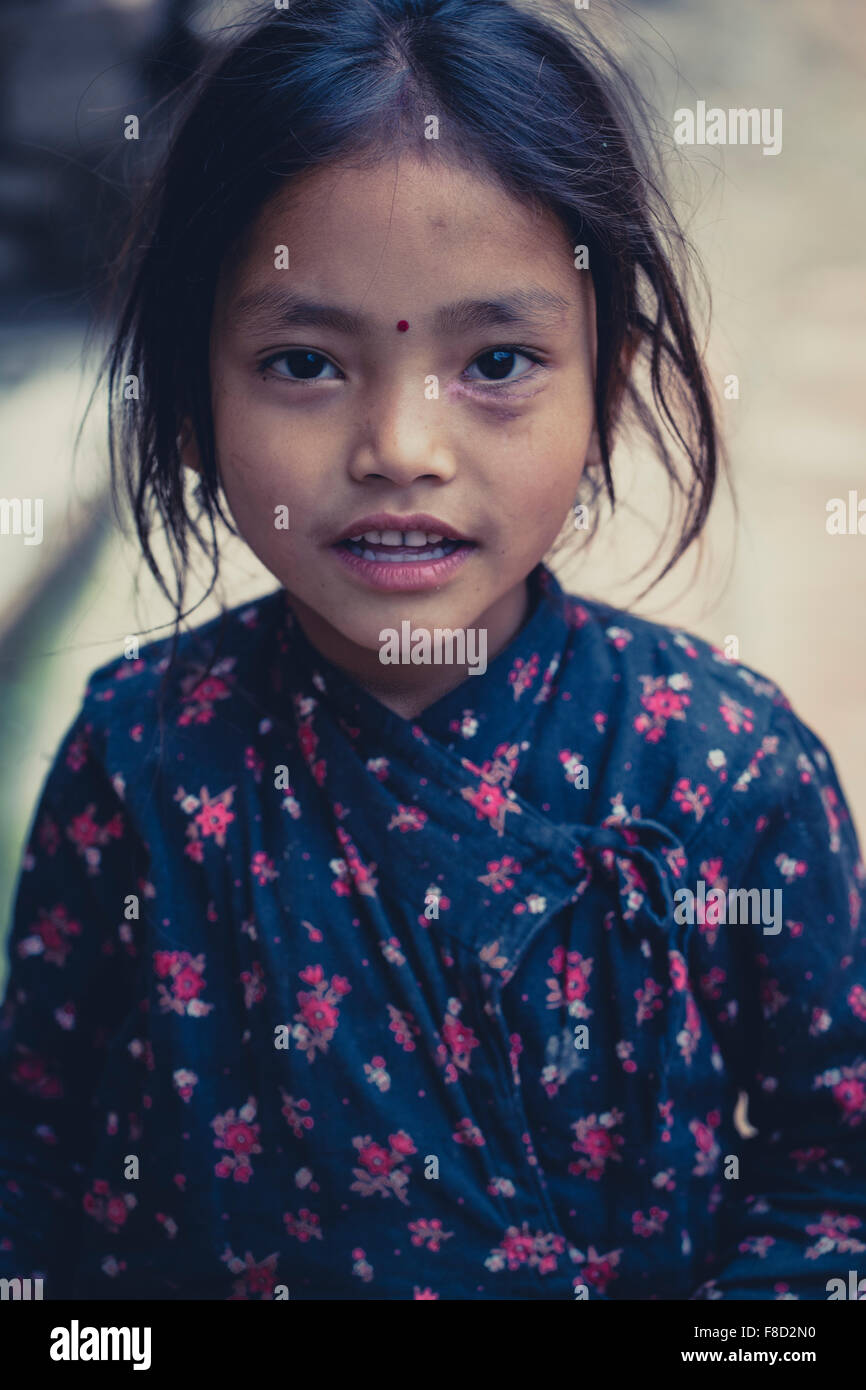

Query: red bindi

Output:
[396, 320, 409, 332]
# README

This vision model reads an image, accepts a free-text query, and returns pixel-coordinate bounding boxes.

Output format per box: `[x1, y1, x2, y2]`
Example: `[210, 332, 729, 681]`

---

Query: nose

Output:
[348, 378, 458, 486]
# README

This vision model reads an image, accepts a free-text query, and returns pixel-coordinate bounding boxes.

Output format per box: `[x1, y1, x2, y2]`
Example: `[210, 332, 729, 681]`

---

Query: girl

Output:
[1, 0, 863, 1301]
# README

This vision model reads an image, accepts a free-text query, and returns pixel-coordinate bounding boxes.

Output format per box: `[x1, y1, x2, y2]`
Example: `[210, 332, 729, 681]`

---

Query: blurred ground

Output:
[1, 0, 865, 956]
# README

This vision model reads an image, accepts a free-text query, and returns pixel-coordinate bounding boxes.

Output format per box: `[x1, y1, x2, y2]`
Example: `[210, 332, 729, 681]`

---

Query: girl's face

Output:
[208, 154, 597, 715]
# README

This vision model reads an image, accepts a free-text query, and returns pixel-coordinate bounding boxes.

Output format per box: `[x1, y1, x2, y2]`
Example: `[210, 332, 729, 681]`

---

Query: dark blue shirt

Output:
[2, 564, 864, 1299]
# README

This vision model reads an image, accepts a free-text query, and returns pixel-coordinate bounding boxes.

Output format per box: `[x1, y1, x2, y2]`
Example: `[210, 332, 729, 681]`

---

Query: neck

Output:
[289, 579, 533, 719]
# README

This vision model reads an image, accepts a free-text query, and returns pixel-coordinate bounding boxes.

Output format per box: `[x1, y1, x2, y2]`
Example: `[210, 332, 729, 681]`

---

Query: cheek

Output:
[213, 387, 307, 526]
[496, 413, 592, 523]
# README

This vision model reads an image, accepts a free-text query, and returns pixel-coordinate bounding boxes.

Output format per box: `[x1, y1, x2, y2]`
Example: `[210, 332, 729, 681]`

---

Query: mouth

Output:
[330, 519, 477, 590]
[337, 529, 469, 563]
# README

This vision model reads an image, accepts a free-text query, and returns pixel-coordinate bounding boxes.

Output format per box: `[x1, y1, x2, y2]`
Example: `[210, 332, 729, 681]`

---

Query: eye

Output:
[259, 349, 341, 382]
[463, 346, 545, 389]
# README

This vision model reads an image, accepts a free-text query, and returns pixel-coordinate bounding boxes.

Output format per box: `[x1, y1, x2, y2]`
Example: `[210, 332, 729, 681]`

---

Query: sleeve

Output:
[0, 707, 148, 1297]
[687, 703, 866, 1300]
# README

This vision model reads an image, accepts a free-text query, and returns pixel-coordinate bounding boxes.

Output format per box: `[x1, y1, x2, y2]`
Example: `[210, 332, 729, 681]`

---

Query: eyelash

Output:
[256, 345, 548, 394]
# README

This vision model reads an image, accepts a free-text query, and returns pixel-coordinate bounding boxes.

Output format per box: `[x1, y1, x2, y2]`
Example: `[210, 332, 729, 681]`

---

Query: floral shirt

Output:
[1, 563, 864, 1300]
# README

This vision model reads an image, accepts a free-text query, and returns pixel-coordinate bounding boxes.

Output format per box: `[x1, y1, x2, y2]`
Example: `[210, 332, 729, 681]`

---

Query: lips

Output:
[329, 513, 477, 591]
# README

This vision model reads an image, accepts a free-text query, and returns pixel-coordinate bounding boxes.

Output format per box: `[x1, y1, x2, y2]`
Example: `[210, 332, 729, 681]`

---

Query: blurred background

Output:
[1, 0, 864, 964]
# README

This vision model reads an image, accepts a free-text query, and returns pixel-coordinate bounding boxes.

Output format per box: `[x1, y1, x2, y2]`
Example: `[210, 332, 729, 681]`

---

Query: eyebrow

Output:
[229, 285, 574, 336]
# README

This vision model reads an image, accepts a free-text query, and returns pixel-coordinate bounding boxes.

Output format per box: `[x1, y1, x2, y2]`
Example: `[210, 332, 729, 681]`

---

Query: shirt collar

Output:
[275, 562, 571, 752]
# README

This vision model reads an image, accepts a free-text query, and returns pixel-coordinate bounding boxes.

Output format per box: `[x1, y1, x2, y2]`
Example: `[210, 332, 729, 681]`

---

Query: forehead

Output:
[217, 154, 578, 309]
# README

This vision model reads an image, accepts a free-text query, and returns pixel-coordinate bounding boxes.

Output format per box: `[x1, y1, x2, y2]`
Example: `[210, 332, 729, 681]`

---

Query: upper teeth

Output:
[348, 530, 445, 545]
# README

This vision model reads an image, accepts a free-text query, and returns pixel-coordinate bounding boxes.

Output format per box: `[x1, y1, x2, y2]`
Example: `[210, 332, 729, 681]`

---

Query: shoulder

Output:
[74, 588, 287, 757]
[562, 591, 851, 854]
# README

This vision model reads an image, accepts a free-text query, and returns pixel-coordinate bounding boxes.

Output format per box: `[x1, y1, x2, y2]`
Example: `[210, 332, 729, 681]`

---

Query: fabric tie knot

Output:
[572, 816, 685, 930]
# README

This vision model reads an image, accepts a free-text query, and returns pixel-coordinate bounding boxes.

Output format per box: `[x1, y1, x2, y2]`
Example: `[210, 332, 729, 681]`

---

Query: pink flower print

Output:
[479, 939, 511, 977]
[389, 1130, 416, 1157]
[293, 966, 350, 1061]
[453, 1118, 485, 1146]
[329, 857, 352, 896]
[676, 992, 702, 1066]
[545, 948, 593, 1019]
[738, 1235, 775, 1259]
[363, 1055, 391, 1093]
[221, 1246, 280, 1300]
[464, 781, 506, 821]
[350, 1131, 416, 1205]
[283, 1208, 323, 1242]
[485, 1223, 566, 1275]
[172, 1068, 199, 1103]
[572, 1246, 622, 1294]
[280, 1091, 314, 1138]
[479, 855, 523, 893]
[154, 950, 214, 1018]
[810, 1007, 832, 1037]
[83, 1179, 137, 1233]
[178, 660, 235, 726]
[569, 1110, 625, 1180]
[448, 711, 479, 739]
[300, 994, 338, 1032]
[651, 1168, 676, 1193]
[66, 804, 124, 875]
[380, 936, 406, 966]
[409, 1219, 454, 1252]
[508, 652, 540, 700]
[296, 717, 317, 762]
[774, 852, 808, 885]
[832, 1077, 866, 1125]
[672, 632, 698, 659]
[605, 625, 632, 651]
[332, 826, 379, 897]
[211, 1097, 262, 1182]
[240, 961, 266, 1009]
[387, 1002, 420, 1052]
[352, 1248, 374, 1283]
[9, 1047, 61, 1101]
[65, 731, 89, 771]
[17, 904, 81, 967]
[669, 950, 688, 992]
[459, 764, 522, 836]
[250, 851, 277, 885]
[804, 1211, 865, 1259]
[357, 1142, 395, 1176]
[438, 998, 479, 1079]
[175, 783, 236, 857]
[819, 782, 842, 853]
[413, 1287, 439, 1299]
[584, 1247, 629, 1296]
[689, 1111, 721, 1176]
[848, 985, 866, 1021]
[558, 749, 588, 788]
[671, 778, 712, 822]
[632, 1206, 669, 1238]
[387, 804, 428, 832]
[633, 673, 692, 743]
[634, 976, 663, 1025]
[195, 796, 234, 842]
[719, 692, 755, 735]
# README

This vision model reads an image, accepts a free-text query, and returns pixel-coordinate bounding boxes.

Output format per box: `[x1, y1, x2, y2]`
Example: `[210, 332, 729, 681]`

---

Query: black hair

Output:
[99, 0, 724, 696]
